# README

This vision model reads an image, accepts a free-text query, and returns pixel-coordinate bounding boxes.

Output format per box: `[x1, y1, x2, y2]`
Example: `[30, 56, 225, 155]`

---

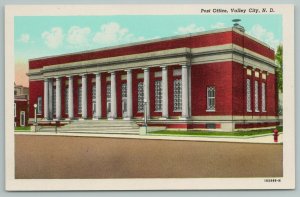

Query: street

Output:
[15, 134, 283, 179]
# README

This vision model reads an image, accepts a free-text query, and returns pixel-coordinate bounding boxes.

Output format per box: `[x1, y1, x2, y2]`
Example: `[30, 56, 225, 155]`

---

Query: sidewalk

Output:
[15, 131, 283, 144]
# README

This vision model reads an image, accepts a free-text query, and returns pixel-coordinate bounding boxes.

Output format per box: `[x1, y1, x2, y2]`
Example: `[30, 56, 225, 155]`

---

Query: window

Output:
[107, 84, 111, 113]
[121, 83, 127, 98]
[122, 83, 127, 113]
[78, 87, 82, 114]
[37, 96, 42, 114]
[262, 82, 266, 112]
[92, 85, 96, 115]
[207, 86, 216, 111]
[53, 88, 56, 115]
[246, 79, 252, 112]
[137, 82, 144, 112]
[14, 103, 16, 117]
[254, 81, 259, 112]
[155, 80, 162, 112]
[173, 79, 182, 112]
[65, 87, 69, 114]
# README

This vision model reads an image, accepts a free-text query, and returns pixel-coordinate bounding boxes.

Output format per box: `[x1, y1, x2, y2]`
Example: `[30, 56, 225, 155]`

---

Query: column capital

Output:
[93, 72, 101, 76]
[181, 64, 190, 68]
[142, 67, 149, 71]
[55, 76, 61, 80]
[125, 69, 132, 73]
[80, 73, 87, 77]
[160, 65, 168, 69]
[66, 75, 73, 78]
[109, 71, 116, 75]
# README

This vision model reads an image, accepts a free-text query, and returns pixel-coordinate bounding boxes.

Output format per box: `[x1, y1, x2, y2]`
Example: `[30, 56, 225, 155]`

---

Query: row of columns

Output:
[43, 65, 190, 120]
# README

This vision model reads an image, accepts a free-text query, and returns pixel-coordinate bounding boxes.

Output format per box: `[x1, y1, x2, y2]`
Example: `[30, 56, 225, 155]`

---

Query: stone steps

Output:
[38, 119, 140, 135]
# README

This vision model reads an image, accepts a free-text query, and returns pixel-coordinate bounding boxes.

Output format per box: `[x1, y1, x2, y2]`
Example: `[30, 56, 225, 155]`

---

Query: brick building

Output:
[14, 84, 29, 127]
[27, 26, 279, 131]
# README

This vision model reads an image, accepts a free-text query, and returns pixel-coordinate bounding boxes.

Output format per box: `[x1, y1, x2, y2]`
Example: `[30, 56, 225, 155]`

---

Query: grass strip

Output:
[150, 126, 282, 137]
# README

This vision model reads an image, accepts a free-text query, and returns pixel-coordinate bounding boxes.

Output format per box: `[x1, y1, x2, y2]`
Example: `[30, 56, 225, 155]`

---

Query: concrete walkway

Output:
[15, 131, 283, 144]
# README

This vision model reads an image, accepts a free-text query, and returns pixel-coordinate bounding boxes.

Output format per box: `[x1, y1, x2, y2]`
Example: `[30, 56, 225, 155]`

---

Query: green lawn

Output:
[14, 126, 31, 131]
[150, 126, 282, 137]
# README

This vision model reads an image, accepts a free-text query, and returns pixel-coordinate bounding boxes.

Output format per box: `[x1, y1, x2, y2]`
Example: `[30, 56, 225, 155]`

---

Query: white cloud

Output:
[93, 22, 135, 45]
[175, 24, 205, 34]
[211, 22, 226, 29]
[41, 27, 64, 49]
[248, 24, 281, 49]
[19, 33, 30, 43]
[67, 26, 91, 46]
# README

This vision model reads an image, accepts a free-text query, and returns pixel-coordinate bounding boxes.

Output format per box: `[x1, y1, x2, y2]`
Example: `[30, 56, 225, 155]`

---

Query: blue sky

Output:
[14, 14, 282, 86]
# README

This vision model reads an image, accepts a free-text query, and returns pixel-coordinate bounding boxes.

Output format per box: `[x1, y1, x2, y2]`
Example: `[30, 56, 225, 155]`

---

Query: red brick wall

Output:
[29, 30, 274, 71]
[232, 31, 274, 60]
[191, 61, 233, 116]
[231, 64, 277, 117]
[266, 73, 277, 116]
[61, 77, 67, 119]
[29, 31, 234, 69]
[29, 80, 44, 118]
[235, 122, 279, 129]
[232, 62, 245, 116]
[87, 74, 93, 118]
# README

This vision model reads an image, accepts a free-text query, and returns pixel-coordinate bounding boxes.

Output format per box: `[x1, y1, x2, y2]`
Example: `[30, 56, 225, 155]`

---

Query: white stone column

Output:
[161, 66, 168, 119]
[95, 73, 102, 119]
[181, 64, 190, 119]
[67, 76, 74, 119]
[55, 77, 61, 120]
[144, 68, 150, 118]
[48, 79, 53, 119]
[81, 74, 87, 119]
[43, 78, 49, 120]
[126, 69, 133, 119]
[110, 71, 117, 119]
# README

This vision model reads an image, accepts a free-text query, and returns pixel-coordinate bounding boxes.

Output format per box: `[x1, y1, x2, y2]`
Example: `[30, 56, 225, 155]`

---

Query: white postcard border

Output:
[5, 4, 295, 190]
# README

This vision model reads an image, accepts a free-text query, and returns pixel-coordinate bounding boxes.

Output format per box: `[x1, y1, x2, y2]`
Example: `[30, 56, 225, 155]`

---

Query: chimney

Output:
[232, 19, 245, 32]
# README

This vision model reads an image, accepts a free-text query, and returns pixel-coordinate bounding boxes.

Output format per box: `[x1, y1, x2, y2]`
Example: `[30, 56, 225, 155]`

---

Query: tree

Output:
[275, 44, 283, 93]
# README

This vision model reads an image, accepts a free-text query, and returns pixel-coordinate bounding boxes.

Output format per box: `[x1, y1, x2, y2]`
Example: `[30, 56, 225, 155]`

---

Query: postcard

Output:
[5, 4, 295, 190]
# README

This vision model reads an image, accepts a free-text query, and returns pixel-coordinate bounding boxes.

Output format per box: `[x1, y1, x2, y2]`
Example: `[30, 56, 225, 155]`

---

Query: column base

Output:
[107, 118, 115, 120]
[79, 118, 87, 121]
[123, 117, 132, 120]
[159, 117, 168, 120]
[179, 116, 190, 120]
[53, 118, 61, 121]
[92, 117, 101, 120]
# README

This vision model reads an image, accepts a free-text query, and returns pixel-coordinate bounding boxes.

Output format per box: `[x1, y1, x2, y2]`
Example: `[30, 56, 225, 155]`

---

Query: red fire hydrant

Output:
[273, 129, 279, 143]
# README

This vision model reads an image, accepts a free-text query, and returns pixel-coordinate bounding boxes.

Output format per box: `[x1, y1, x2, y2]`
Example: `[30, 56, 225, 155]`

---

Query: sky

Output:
[14, 14, 282, 87]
